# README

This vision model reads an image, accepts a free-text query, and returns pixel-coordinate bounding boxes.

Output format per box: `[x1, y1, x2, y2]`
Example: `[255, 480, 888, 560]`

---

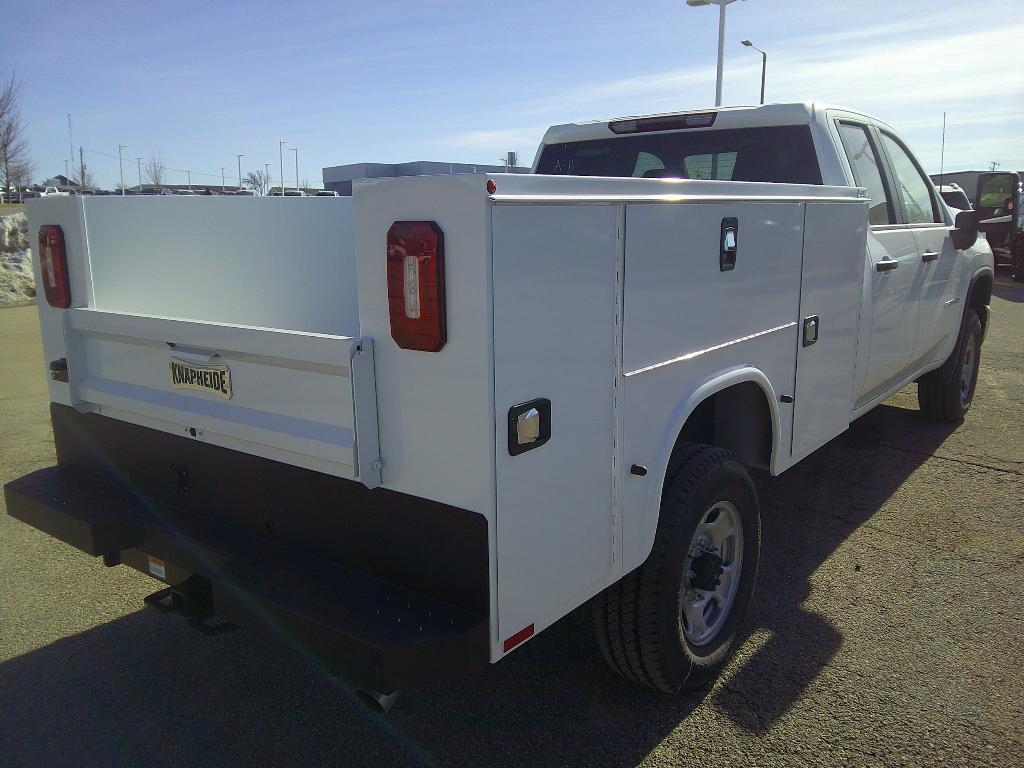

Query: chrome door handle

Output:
[921, 251, 939, 263]
[876, 259, 899, 272]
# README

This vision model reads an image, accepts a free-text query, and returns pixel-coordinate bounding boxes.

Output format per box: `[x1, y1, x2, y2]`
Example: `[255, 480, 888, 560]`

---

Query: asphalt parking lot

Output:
[1, 273, 1023, 768]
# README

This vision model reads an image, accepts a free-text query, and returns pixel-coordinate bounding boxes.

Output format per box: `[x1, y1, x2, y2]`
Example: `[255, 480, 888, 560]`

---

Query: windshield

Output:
[536, 124, 822, 185]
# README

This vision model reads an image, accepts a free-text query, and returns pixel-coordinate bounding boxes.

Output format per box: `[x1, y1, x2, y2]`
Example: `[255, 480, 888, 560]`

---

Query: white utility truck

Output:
[5, 103, 1004, 709]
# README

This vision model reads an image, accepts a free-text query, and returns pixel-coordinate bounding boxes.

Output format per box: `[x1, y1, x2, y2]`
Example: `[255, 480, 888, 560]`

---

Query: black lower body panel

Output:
[3, 404, 491, 692]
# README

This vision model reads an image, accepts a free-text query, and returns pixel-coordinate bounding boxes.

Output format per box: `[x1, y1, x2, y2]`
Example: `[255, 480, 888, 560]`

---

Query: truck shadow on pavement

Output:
[0, 403, 958, 768]
[992, 268, 1024, 303]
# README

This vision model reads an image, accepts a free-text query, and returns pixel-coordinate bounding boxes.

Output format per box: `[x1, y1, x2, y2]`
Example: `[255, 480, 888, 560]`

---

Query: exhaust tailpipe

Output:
[355, 688, 400, 714]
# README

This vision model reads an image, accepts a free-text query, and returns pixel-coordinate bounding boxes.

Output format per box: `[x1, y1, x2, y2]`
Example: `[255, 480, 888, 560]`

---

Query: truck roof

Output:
[539, 102, 890, 146]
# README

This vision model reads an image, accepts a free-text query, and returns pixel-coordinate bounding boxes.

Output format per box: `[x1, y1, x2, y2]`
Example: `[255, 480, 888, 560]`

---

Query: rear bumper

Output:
[4, 405, 490, 693]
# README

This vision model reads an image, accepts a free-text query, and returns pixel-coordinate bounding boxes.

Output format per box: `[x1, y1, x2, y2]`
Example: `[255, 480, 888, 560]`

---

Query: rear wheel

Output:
[918, 308, 982, 421]
[1012, 235, 1024, 283]
[594, 444, 760, 692]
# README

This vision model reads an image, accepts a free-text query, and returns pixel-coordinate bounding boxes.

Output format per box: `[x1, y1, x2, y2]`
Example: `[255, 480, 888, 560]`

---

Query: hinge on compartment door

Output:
[351, 338, 383, 489]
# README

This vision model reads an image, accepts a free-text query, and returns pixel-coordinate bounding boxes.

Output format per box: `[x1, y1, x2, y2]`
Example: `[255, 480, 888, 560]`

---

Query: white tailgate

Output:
[63, 308, 381, 484]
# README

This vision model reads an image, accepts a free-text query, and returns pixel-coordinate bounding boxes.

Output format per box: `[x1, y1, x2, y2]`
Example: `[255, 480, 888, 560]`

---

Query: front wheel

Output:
[918, 308, 982, 422]
[593, 443, 760, 693]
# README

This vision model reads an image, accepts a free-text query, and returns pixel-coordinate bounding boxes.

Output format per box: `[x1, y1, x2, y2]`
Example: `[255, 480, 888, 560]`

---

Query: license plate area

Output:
[169, 357, 232, 399]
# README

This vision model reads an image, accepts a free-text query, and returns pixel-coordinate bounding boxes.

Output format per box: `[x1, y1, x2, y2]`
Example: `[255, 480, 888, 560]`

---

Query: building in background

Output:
[322, 159, 528, 196]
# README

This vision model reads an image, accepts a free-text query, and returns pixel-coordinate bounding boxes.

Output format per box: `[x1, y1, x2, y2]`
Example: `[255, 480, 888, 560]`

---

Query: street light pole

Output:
[135, 157, 143, 191]
[221, 167, 226, 192]
[279, 140, 287, 196]
[686, 0, 743, 107]
[118, 145, 127, 195]
[290, 147, 298, 192]
[264, 163, 271, 195]
[741, 40, 766, 104]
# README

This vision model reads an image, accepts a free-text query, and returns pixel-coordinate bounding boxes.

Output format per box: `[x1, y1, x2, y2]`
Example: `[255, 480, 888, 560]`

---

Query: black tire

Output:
[1012, 236, 1024, 283]
[917, 308, 983, 422]
[593, 443, 760, 693]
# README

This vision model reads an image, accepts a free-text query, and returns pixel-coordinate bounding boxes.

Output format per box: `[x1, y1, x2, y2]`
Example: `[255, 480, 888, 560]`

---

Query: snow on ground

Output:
[0, 212, 35, 307]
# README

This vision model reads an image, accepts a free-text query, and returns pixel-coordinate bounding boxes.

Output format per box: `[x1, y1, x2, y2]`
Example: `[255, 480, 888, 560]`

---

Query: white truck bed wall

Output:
[27, 196, 376, 484]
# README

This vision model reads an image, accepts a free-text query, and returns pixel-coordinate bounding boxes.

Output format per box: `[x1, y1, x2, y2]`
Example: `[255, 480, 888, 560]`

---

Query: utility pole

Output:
[290, 147, 298, 191]
[279, 140, 287, 196]
[265, 163, 271, 196]
[118, 145, 127, 195]
[187, 170, 192, 190]
[80, 147, 86, 190]
[235, 154, 244, 191]
[135, 157, 143, 191]
[67, 114, 75, 183]
[686, 0, 742, 107]
[221, 167, 226, 192]
[938, 113, 946, 190]
[989, 161, 1001, 171]
[64, 159, 70, 187]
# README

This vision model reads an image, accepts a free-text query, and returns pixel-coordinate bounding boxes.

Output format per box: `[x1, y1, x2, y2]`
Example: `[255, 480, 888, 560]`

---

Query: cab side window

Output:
[837, 122, 894, 226]
[879, 132, 940, 225]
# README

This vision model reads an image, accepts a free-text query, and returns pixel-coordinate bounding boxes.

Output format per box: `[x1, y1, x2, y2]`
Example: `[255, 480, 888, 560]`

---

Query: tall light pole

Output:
[265, 163, 271, 195]
[278, 140, 287, 196]
[135, 157, 143, 191]
[221, 167, 226, 192]
[686, 0, 744, 107]
[235, 154, 244, 191]
[118, 145, 127, 195]
[289, 147, 298, 192]
[741, 40, 766, 104]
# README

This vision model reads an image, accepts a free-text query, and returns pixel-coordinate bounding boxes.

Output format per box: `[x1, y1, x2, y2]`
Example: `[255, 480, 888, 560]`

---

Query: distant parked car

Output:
[175, 189, 197, 196]
[233, 189, 258, 196]
[41, 187, 69, 197]
[938, 184, 972, 212]
[315, 190, 340, 196]
[270, 190, 307, 196]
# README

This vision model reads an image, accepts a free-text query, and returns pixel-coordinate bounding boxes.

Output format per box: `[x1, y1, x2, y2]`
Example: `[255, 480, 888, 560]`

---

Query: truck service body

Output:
[4, 103, 997, 700]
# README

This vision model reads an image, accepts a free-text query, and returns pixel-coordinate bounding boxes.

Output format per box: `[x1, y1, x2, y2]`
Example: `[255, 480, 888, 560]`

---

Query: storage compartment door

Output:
[790, 201, 868, 463]
[492, 204, 618, 648]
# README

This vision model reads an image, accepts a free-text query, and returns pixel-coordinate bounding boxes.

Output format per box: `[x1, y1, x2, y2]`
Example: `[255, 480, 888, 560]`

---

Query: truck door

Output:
[874, 130, 959, 367]
[835, 121, 920, 405]
[491, 203, 618, 647]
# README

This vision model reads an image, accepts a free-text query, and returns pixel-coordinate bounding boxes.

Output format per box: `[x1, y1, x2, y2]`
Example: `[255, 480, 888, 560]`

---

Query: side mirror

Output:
[951, 209, 978, 251]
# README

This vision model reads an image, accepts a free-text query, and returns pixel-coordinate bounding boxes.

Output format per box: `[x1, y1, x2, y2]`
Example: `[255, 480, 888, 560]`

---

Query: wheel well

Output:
[674, 382, 774, 470]
[968, 272, 993, 334]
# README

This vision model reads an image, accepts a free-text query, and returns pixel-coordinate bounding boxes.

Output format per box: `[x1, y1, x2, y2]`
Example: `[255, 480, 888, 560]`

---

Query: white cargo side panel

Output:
[492, 203, 618, 649]
[789, 200, 868, 463]
[620, 201, 805, 573]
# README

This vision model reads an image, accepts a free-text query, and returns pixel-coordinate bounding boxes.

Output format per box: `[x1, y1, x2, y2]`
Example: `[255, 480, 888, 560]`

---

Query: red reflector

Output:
[486, 179, 497, 195]
[38, 225, 71, 308]
[503, 623, 535, 653]
[386, 221, 446, 352]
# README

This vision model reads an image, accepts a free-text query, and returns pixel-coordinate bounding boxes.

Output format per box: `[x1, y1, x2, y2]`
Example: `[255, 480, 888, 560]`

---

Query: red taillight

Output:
[386, 221, 446, 352]
[38, 225, 71, 308]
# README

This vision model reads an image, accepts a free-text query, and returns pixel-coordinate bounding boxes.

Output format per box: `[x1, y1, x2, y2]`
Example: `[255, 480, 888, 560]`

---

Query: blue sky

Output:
[3, 0, 1022, 189]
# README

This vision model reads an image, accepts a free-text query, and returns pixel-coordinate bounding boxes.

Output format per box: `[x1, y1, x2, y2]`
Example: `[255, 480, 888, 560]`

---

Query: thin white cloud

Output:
[438, 16, 1024, 170]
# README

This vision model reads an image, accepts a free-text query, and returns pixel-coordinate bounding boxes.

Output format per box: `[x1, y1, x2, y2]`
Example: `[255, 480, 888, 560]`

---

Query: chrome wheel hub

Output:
[680, 500, 743, 646]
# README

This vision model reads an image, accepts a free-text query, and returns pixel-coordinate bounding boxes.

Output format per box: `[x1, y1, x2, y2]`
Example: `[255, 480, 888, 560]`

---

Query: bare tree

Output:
[144, 155, 166, 185]
[0, 72, 34, 194]
[243, 168, 270, 195]
[79, 165, 96, 190]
